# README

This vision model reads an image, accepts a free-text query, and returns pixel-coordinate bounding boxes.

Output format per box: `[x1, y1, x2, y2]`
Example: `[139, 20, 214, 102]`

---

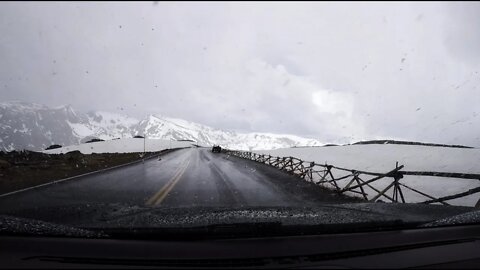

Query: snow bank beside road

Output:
[255, 144, 480, 207]
[256, 144, 480, 174]
[43, 138, 193, 154]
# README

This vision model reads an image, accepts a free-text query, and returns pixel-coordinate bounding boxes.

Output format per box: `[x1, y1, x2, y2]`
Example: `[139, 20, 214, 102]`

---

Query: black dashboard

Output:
[2, 224, 480, 268]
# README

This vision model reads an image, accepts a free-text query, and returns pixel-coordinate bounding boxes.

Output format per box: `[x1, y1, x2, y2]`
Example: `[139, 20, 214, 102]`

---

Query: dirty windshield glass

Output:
[0, 2, 480, 238]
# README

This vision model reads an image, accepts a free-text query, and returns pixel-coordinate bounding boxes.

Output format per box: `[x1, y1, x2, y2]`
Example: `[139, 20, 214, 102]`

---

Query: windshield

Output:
[0, 1, 480, 238]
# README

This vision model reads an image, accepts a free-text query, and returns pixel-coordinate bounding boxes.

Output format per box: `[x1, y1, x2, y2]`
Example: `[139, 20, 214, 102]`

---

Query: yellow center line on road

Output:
[145, 159, 190, 206]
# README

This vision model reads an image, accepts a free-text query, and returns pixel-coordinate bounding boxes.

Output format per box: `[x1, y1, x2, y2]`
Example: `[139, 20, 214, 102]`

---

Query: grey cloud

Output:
[443, 2, 480, 66]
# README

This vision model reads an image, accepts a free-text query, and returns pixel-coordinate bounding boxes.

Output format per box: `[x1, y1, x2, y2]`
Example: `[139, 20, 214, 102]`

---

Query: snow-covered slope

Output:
[0, 101, 324, 151]
[0, 102, 139, 151]
[44, 138, 193, 154]
[228, 133, 323, 151]
[0, 102, 82, 151]
[72, 111, 138, 141]
[133, 115, 236, 146]
[256, 144, 480, 206]
[257, 144, 480, 173]
[134, 115, 323, 150]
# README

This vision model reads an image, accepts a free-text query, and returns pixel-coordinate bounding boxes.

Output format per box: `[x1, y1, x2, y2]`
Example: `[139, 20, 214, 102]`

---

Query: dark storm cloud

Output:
[0, 2, 479, 146]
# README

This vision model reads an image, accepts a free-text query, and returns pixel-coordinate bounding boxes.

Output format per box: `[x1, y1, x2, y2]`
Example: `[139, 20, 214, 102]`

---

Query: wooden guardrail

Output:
[223, 149, 480, 207]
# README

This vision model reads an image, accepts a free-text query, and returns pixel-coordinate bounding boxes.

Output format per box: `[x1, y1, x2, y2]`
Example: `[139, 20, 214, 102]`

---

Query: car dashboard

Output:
[2, 224, 480, 268]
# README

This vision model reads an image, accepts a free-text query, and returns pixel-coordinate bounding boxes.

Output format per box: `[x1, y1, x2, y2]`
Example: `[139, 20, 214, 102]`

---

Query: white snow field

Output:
[256, 144, 480, 207]
[43, 138, 193, 154]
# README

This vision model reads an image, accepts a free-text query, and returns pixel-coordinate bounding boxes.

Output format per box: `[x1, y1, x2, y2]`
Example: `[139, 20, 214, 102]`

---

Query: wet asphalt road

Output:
[0, 148, 355, 214]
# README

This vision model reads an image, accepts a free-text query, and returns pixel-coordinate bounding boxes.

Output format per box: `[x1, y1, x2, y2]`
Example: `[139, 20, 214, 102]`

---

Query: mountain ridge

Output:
[0, 101, 324, 151]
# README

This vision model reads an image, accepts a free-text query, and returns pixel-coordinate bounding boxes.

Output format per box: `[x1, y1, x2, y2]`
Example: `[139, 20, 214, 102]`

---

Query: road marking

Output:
[145, 159, 190, 206]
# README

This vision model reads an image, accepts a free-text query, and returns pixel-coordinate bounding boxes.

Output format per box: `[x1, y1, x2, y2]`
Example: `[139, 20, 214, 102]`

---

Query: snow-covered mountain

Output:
[72, 111, 138, 142]
[0, 102, 324, 151]
[0, 102, 141, 151]
[0, 102, 81, 151]
[134, 115, 323, 150]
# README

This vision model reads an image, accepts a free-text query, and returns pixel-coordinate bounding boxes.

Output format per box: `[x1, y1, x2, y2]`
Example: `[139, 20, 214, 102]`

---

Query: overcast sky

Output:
[1, 2, 480, 146]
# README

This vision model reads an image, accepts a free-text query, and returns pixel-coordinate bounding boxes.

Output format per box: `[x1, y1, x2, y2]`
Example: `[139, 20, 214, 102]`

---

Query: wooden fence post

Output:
[309, 162, 315, 181]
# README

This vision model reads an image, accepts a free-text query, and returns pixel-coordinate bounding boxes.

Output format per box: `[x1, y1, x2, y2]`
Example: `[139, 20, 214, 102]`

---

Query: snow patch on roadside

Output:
[256, 144, 480, 207]
[43, 138, 193, 154]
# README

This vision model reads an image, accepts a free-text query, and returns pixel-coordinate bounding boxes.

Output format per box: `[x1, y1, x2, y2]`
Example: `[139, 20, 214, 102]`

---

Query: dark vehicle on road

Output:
[211, 145, 221, 153]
